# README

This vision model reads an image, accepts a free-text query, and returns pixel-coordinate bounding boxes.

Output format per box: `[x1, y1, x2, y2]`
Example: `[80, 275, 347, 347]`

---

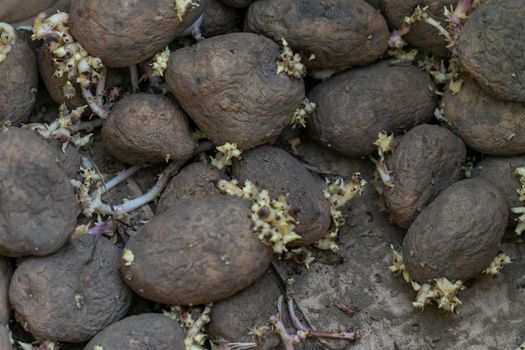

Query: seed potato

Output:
[200, 0, 243, 38]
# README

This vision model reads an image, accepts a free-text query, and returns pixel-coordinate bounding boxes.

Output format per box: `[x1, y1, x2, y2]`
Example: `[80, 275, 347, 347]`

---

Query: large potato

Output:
[166, 32, 305, 150]
[121, 195, 272, 305]
[200, 0, 243, 38]
[0, 259, 12, 326]
[306, 60, 436, 157]
[403, 179, 508, 282]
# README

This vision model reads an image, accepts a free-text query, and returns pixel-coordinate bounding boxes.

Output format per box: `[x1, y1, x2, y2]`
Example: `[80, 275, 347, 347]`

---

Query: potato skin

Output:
[383, 124, 466, 229]
[458, 0, 525, 102]
[9, 235, 132, 342]
[0, 128, 78, 257]
[443, 78, 525, 156]
[201, 0, 243, 38]
[83, 314, 185, 350]
[245, 0, 389, 73]
[102, 93, 197, 165]
[121, 195, 272, 305]
[0, 0, 62, 23]
[306, 60, 436, 157]
[48, 138, 82, 179]
[0, 325, 12, 350]
[0, 259, 12, 326]
[403, 179, 508, 282]
[218, 0, 254, 8]
[233, 146, 331, 246]
[166, 32, 305, 150]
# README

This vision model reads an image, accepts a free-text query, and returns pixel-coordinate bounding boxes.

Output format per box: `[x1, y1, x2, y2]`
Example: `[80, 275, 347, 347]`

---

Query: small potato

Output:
[245, 0, 389, 75]
[0, 259, 12, 326]
[218, 0, 254, 8]
[121, 195, 272, 305]
[200, 0, 243, 38]
[306, 60, 436, 157]
[382, 124, 466, 229]
[166, 32, 305, 150]
[403, 179, 508, 282]
[443, 78, 525, 156]
[83, 314, 185, 350]
[458, 0, 525, 102]
[0, 128, 78, 257]
[102, 93, 197, 165]
[9, 235, 132, 343]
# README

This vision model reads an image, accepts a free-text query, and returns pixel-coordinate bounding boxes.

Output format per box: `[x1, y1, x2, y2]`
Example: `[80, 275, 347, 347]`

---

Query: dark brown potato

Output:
[121, 195, 272, 305]
[102, 93, 197, 165]
[403, 179, 508, 282]
[245, 0, 389, 75]
[200, 0, 243, 38]
[166, 32, 305, 150]
[443, 78, 525, 156]
[156, 161, 227, 214]
[218, 0, 254, 8]
[0, 259, 12, 326]
[233, 146, 331, 246]
[0, 128, 78, 257]
[306, 60, 436, 157]
[9, 235, 132, 343]
[458, 0, 525, 102]
[83, 314, 185, 350]
[382, 124, 466, 229]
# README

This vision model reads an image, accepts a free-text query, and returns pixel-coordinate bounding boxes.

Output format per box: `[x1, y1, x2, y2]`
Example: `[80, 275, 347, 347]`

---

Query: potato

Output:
[102, 93, 197, 165]
[306, 60, 436, 157]
[403, 179, 508, 282]
[69, 0, 208, 68]
[83, 314, 185, 350]
[0, 259, 12, 326]
[200, 0, 243, 38]
[458, 0, 525, 102]
[245, 0, 389, 76]
[166, 32, 305, 150]
[232, 146, 331, 246]
[0, 0, 66, 24]
[0, 128, 78, 257]
[443, 78, 525, 156]
[121, 195, 272, 305]
[47, 138, 82, 179]
[382, 124, 466, 229]
[9, 235, 132, 342]
[218, 0, 254, 8]
[0, 325, 11, 350]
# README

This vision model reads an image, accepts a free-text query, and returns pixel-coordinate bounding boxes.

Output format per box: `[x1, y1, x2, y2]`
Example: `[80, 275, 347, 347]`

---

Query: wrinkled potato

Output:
[0, 259, 12, 326]
[121, 195, 272, 305]
[166, 32, 305, 150]
[233, 146, 331, 246]
[458, 0, 525, 102]
[9, 235, 132, 343]
[218, 0, 254, 8]
[200, 0, 243, 38]
[443, 78, 525, 156]
[245, 0, 389, 76]
[0, 128, 78, 257]
[382, 124, 466, 229]
[84, 314, 185, 350]
[306, 60, 436, 157]
[403, 179, 508, 282]
[102, 93, 197, 165]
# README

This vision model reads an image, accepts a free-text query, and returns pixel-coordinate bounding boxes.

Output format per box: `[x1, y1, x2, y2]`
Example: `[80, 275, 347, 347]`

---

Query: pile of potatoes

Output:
[0, 0, 524, 348]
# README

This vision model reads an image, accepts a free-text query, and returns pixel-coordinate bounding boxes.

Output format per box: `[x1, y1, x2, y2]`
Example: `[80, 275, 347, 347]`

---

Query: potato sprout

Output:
[512, 167, 525, 235]
[18, 340, 58, 350]
[122, 249, 135, 266]
[290, 98, 316, 128]
[371, 131, 394, 188]
[164, 304, 212, 350]
[517, 342, 525, 350]
[277, 38, 306, 79]
[211, 143, 242, 170]
[152, 46, 170, 77]
[0, 22, 15, 63]
[482, 253, 511, 275]
[175, 0, 200, 21]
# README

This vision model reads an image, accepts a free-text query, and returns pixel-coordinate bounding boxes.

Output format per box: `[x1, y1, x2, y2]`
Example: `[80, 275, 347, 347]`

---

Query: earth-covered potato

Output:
[0, 259, 12, 326]
[218, 0, 254, 8]
[403, 179, 508, 282]
[166, 32, 305, 150]
[200, 0, 243, 38]
[306, 60, 436, 157]
[233, 146, 331, 246]
[9, 235, 132, 343]
[382, 124, 466, 229]
[102, 93, 197, 165]
[121, 195, 272, 305]
[245, 0, 389, 76]
[69, 0, 208, 67]
[458, 0, 525, 102]
[0, 128, 78, 257]
[83, 314, 185, 350]
[443, 78, 525, 156]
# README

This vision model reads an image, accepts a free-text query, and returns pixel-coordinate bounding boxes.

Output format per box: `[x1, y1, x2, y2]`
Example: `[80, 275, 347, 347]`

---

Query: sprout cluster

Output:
[290, 98, 316, 128]
[482, 253, 512, 275]
[175, 0, 200, 21]
[0, 22, 15, 63]
[19, 340, 58, 350]
[277, 38, 306, 79]
[210, 143, 242, 170]
[372, 131, 394, 188]
[164, 304, 212, 350]
[512, 167, 525, 235]
[71, 158, 103, 218]
[152, 46, 171, 77]
[122, 249, 135, 267]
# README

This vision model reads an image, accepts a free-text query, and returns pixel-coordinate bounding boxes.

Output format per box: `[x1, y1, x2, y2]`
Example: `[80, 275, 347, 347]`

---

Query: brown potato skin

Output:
[0, 259, 12, 326]
[48, 138, 82, 179]
[458, 0, 525, 102]
[69, 0, 208, 67]
[0, 0, 61, 23]
[102, 93, 197, 165]
[9, 235, 132, 343]
[0, 39, 37, 125]
[0, 128, 78, 257]
[83, 314, 185, 350]
[245, 0, 389, 73]
[121, 195, 272, 305]
[201, 0, 243, 38]
[403, 179, 508, 282]
[233, 146, 331, 246]
[0, 325, 12, 350]
[443, 78, 525, 156]
[306, 60, 436, 157]
[383, 124, 466, 229]
[218, 0, 254, 8]
[166, 32, 305, 150]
